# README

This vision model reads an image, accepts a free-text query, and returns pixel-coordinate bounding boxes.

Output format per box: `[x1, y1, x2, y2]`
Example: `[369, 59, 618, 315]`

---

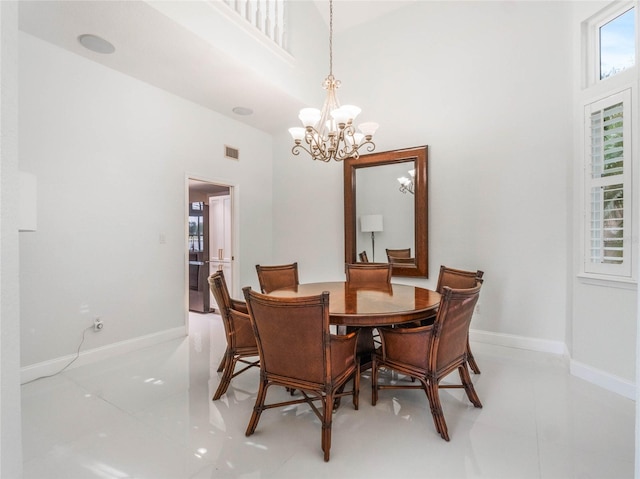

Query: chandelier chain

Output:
[328, 0, 333, 76]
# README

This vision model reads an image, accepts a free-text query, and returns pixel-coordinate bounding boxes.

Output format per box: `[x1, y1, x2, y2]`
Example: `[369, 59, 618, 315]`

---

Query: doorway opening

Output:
[187, 178, 234, 315]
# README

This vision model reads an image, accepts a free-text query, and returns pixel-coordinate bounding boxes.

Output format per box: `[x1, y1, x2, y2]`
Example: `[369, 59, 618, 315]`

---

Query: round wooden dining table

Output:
[267, 281, 441, 327]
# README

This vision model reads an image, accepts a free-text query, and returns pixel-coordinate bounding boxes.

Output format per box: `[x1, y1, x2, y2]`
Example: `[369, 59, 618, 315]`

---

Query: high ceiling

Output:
[312, 0, 417, 32]
[18, 1, 416, 135]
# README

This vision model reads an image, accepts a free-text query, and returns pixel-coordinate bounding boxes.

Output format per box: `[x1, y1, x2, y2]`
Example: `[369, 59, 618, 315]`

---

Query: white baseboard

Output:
[469, 328, 568, 356]
[570, 359, 635, 400]
[21, 327, 186, 384]
[470, 328, 635, 399]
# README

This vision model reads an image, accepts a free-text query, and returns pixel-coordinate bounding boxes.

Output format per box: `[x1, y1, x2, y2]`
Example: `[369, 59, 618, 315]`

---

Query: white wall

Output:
[274, 1, 573, 350]
[19, 32, 274, 368]
[1, 1, 23, 476]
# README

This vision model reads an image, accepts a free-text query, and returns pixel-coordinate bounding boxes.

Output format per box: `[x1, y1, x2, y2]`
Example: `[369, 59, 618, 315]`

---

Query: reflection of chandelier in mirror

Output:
[397, 169, 415, 194]
[288, 0, 378, 162]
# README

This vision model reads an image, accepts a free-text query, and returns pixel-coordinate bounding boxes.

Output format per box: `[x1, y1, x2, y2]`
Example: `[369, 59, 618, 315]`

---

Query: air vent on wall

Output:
[224, 145, 239, 160]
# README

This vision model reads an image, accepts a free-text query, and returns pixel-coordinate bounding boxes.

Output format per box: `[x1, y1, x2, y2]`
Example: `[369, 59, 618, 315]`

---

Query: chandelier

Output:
[397, 169, 415, 194]
[288, 0, 378, 162]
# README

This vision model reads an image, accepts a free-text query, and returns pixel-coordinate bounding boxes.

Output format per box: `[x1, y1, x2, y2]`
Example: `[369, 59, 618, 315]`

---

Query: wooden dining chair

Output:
[345, 262, 391, 288]
[209, 269, 250, 375]
[208, 271, 259, 400]
[398, 265, 484, 372]
[242, 287, 360, 462]
[434, 265, 485, 374]
[372, 280, 483, 441]
[255, 262, 299, 293]
[385, 248, 411, 263]
[344, 262, 392, 363]
[358, 251, 369, 263]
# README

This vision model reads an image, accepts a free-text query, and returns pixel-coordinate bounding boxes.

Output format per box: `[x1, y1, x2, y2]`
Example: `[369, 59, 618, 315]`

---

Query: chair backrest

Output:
[435, 265, 484, 293]
[209, 271, 255, 348]
[209, 270, 233, 317]
[430, 280, 483, 373]
[243, 287, 330, 385]
[385, 248, 411, 262]
[255, 262, 299, 294]
[345, 263, 392, 288]
[358, 251, 369, 263]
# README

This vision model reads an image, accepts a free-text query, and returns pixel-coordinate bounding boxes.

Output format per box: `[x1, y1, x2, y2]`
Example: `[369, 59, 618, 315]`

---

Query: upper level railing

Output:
[221, 0, 288, 52]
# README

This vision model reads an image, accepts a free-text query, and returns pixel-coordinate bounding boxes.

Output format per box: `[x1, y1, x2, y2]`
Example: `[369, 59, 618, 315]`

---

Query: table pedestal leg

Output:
[347, 326, 375, 370]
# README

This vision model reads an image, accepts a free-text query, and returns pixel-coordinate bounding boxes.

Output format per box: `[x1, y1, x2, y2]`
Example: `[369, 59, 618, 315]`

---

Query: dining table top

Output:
[267, 281, 441, 327]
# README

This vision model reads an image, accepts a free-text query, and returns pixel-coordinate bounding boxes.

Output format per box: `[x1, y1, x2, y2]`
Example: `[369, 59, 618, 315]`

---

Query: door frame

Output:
[185, 175, 239, 327]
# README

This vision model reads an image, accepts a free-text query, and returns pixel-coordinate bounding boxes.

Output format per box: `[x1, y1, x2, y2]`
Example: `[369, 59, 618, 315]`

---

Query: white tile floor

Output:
[22, 312, 634, 478]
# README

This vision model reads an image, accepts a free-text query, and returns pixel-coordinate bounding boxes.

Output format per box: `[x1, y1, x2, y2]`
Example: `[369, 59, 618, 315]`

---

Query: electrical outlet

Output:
[94, 318, 104, 332]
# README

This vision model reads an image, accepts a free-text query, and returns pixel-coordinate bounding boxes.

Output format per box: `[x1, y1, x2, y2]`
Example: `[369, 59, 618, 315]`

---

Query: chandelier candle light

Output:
[288, 0, 379, 162]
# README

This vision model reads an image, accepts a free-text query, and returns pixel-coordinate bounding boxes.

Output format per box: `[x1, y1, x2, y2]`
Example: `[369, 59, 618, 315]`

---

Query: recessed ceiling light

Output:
[78, 34, 115, 54]
[232, 107, 253, 116]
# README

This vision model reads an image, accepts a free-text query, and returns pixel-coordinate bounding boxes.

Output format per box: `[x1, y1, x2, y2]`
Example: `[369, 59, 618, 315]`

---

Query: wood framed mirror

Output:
[344, 146, 428, 277]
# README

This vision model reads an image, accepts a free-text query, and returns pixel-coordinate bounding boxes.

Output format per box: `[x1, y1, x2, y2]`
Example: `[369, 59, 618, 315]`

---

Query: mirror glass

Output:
[355, 161, 415, 263]
[344, 146, 428, 277]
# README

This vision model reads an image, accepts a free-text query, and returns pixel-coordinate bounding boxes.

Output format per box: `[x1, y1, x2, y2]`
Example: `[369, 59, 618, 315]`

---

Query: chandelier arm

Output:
[358, 141, 377, 154]
[300, 127, 336, 162]
[291, 142, 315, 158]
[305, 127, 328, 153]
[340, 125, 358, 152]
[334, 137, 354, 161]
[348, 140, 375, 161]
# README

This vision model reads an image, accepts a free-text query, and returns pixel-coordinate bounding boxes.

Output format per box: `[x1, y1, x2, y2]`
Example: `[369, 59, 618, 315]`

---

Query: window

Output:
[581, 2, 637, 282]
[189, 202, 205, 252]
[584, 90, 632, 277]
[599, 7, 636, 79]
[584, 3, 636, 86]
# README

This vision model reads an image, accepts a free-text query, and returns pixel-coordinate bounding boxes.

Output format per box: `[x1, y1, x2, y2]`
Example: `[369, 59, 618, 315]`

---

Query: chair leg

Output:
[333, 366, 360, 411]
[458, 365, 482, 408]
[212, 354, 237, 400]
[217, 351, 227, 373]
[466, 337, 481, 374]
[322, 393, 333, 462]
[425, 379, 449, 441]
[371, 357, 379, 406]
[353, 363, 360, 410]
[246, 379, 268, 437]
[216, 348, 229, 372]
